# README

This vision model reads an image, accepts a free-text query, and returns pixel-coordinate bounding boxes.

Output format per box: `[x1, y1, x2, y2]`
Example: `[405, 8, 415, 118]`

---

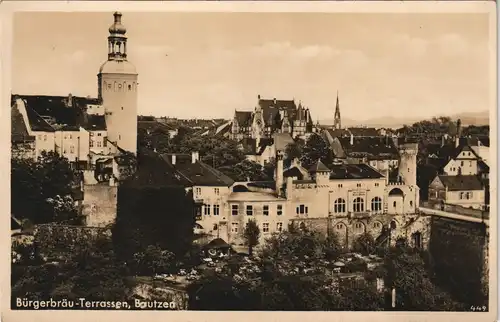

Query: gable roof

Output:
[438, 175, 484, 191]
[329, 164, 385, 180]
[309, 159, 330, 173]
[161, 153, 235, 187]
[121, 149, 186, 188]
[11, 103, 35, 143]
[284, 166, 305, 180]
[234, 111, 252, 127]
[14, 94, 103, 132]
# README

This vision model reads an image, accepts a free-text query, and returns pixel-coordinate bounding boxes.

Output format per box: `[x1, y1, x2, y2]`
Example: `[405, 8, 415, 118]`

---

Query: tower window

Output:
[121, 107, 124, 110]
[128, 85, 132, 90]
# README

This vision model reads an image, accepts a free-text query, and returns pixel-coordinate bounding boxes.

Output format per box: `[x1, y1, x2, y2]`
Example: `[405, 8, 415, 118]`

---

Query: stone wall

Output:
[133, 283, 189, 310]
[290, 212, 431, 251]
[82, 183, 118, 227]
[429, 216, 488, 306]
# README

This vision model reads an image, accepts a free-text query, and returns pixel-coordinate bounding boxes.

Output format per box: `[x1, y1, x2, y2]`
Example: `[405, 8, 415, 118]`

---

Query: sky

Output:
[11, 12, 492, 121]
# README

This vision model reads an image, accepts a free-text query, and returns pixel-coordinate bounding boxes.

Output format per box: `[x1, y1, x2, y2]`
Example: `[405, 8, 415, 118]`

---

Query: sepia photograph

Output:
[3, 1, 497, 321]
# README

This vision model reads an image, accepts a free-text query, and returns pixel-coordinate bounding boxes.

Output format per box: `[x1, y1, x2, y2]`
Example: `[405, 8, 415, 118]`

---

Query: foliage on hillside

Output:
[11, 151, 80, 224]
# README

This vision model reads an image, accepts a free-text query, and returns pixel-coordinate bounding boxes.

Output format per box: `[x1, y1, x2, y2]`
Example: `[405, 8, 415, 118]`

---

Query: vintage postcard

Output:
[1, 1, 497, 322]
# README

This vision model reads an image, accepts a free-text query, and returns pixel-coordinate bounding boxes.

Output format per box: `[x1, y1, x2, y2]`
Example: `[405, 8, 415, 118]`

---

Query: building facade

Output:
[231, 96, 315, 141]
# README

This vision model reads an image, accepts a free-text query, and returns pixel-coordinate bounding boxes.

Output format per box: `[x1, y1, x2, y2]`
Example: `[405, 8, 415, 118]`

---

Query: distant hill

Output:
[320, 111, 490, 129]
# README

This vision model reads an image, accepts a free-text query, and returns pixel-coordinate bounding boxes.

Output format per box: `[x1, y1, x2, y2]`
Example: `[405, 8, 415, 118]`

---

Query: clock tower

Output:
[97, 12, 138, 155]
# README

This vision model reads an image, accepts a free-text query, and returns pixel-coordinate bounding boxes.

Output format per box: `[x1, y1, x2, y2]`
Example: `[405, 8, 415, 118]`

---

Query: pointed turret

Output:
[333, 91, 341, 130]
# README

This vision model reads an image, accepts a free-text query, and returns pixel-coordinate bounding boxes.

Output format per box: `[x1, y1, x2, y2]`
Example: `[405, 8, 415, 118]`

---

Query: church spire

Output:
[107, 12, 128, 61]
[333, 91, 341, 130]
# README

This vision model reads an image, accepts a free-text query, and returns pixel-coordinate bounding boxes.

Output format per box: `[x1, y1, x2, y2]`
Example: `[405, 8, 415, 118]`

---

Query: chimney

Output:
[192, 151, 199, 164]
[286, 176, 293, 199]
[67, 93, 73, 107]
[350, 133, 354, 145]
[273, 98, 277, 105]
[258, 94, 261, 100]
[275, 150, 284, 195]
[172, 154, 176, 165]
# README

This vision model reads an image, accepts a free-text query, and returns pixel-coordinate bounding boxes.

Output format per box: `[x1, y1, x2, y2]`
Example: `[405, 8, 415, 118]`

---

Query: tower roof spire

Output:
[333, 90, 341, 130]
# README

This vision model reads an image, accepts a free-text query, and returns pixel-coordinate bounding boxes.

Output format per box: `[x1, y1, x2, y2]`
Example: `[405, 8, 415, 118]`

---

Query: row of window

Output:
[459, 192, 474, 200]
[104, 81, 135, 92]
[90, 140, 107, 148]
[195, 187, 220, 195]
[231, 204, 283, 216]
[228, 221, 284, 234]
[203, 204, 220, 216]
[333, 197, 382, 213]
[335, 221, 382, 231]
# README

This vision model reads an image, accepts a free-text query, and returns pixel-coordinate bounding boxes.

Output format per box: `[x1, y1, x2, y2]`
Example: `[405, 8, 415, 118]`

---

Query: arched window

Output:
[353, 197, 364, 213]
[371, 197, 382, 212]
[334, 198, 346, 213]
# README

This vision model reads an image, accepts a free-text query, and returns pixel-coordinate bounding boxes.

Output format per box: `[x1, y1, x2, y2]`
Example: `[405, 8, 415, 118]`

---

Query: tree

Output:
[218, 160, 270, 182]
[243, 219, 260, 256]
[383, 246, 464, 311]
[12, 237, 131, 305]
[131, 245, 175, 276]
[300, 133, 333, 168]
[138, 127, 171, 154]
[113, 185, 195, 262]
[353, 232, 376, 256]
[11, 151, 80, 224]
[284, 139, 305, 167]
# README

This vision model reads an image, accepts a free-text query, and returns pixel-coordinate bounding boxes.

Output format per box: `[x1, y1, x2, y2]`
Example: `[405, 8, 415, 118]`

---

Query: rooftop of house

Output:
[283, 166, 305, 180]
[121, 149, 187, 188]
[329, 164, 385, 180]
[161, 153, 235, 187]
[14, 94, 105, 133]
[11, 103, 35, 143]
[84, 115, 107, 131]
[437, 175, 484, 191]
[273, 132, 295, 151]
[337, 136, 399, 160]
[228, 191, 284, 202]
[309, 159, 330, 173]
[138, 119, 175, 132]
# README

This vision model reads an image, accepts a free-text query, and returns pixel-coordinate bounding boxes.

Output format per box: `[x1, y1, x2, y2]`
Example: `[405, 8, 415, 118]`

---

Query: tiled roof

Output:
[283, 167, 304, 179]
[273, 133, 295, 151]
[122, 149, 186, 188]
[138, 120, 174, 132]
[329, 164, 385, 180]
[85, 115, 107, 131]
[228, 191, 283, 202]
[11, 103, 35, 143]
[234, 111, 252, 127]
[438, 175, 484, 191]
[326, 128, 351, 138]
[24, 102, 55, 132]
[338, 137, 399, 160]
[347, 127, 379, 137]
[161, 153, 235, 187]
[309, 159, 330, 173]
[478, 160, 489, 173]
[14, 94, 102, 132]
